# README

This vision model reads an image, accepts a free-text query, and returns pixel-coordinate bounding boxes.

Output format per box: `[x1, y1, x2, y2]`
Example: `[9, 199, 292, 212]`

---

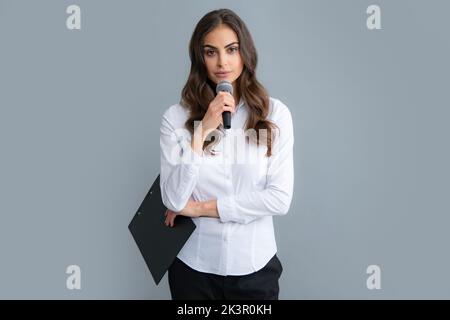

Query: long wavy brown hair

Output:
[180, 8, 277, 157]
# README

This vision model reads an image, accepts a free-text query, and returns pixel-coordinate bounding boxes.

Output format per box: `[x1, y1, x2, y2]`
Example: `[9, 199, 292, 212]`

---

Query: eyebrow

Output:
[203, 42, 239, 50]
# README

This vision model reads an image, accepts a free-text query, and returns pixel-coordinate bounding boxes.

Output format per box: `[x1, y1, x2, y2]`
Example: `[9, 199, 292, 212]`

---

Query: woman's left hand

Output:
[164, 200, 200, 227]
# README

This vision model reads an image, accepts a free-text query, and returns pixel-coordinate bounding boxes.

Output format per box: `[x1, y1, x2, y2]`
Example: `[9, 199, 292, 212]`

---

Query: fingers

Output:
[205, 92, 236, 131]
[218, 91, 232, 98]
[165, 214, 173, 227]
[216, 92, 235, 111]
[215, 105, 234, 115]
[222, 95, 236, 110]
[164, 210, 176, 227]
[213, 102, 235, 116]
[222, 105, 234, 113]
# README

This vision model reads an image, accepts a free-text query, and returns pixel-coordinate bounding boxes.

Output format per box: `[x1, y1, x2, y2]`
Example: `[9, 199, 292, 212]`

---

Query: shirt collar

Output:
[236, 98, 245, 112]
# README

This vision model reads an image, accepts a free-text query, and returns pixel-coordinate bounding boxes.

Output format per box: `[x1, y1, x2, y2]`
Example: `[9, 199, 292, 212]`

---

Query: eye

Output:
[228, 47, 239, 53]
[205, 50, 216, 57]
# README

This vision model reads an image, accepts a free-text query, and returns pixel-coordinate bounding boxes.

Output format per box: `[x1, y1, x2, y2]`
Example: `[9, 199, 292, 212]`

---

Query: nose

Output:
[217, 52, 227, 68]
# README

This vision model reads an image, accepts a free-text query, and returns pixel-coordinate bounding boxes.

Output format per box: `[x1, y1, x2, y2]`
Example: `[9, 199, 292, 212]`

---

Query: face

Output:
[202, 24, 244, 86]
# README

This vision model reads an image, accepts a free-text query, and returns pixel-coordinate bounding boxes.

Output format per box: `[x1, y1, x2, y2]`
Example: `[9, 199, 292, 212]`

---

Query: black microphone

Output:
[215, 81, 233, 129]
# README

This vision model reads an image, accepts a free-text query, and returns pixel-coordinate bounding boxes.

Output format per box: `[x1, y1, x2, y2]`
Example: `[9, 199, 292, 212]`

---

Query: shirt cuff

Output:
[217, 195, 240, 224]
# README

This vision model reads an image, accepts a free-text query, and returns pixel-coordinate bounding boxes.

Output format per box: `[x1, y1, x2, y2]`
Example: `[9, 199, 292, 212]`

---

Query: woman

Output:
[160, 8, 294, 300]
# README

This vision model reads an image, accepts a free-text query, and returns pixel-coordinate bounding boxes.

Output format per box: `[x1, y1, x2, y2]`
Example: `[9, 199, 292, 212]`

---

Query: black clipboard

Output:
[128, 175, 196, 285]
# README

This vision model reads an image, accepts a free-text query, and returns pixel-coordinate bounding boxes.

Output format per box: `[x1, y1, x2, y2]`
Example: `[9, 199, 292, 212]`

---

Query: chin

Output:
[215, 77, 234, 84]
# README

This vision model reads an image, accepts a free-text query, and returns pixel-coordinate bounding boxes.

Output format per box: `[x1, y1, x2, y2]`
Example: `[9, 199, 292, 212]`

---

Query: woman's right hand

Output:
[199, 91, 236, 139]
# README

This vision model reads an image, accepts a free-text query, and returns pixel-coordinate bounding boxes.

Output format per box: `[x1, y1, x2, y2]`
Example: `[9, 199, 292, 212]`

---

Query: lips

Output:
[215, 71, 231, 77]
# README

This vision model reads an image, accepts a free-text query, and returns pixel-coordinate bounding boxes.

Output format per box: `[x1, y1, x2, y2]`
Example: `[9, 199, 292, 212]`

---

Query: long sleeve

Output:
[159, 106, 203, 212]
[216, 102, 294, 224]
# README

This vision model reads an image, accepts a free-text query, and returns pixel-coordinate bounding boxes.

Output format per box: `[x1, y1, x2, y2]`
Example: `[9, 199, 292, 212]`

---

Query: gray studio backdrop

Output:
[0, 0, 449, 299]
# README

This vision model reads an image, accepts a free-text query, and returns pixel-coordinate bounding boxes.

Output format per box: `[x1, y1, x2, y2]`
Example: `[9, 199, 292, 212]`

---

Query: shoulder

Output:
[267, 97, 292, 125]
[161, 102, 190, 129]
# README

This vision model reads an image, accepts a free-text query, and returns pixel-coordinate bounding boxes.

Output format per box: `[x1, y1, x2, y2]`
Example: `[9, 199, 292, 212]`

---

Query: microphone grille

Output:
[216, 81, 233, 95]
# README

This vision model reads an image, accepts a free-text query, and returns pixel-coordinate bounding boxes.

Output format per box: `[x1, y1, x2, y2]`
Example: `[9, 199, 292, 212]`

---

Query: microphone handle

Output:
[222, 111, 231, 129]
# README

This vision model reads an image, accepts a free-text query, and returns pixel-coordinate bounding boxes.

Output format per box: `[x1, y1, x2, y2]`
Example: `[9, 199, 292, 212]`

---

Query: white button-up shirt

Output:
[160, 97, 294, 276]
